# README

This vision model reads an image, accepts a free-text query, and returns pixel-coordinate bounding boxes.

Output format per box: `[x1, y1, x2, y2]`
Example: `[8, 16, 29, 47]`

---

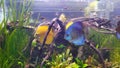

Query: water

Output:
[32, 12, 84, 21]
[0, 8, 3, 23]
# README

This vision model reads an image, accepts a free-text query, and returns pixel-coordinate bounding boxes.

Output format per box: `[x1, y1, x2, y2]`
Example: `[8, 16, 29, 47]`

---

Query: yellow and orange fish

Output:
[35, 23, 55, 45]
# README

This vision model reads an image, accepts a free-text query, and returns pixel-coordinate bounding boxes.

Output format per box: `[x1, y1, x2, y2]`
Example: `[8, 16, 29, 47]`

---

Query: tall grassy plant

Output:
[88, 29, 114, 48]
[7, 0, 32, 26]
[0, 0, 33, 68]
[88, 29, 120, 67]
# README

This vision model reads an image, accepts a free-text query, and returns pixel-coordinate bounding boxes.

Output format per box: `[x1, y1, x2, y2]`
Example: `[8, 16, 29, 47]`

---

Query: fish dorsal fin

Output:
[66, 21, 73, 30]
[59, 13, 66, 23]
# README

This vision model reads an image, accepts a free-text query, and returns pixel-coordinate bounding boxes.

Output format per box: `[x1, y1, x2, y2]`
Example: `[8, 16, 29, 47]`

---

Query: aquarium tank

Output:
[0, 0, 120, 68]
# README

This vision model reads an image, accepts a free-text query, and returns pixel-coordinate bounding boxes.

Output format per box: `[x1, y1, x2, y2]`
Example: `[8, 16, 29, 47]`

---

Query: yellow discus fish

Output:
[35, 24, 54, 45]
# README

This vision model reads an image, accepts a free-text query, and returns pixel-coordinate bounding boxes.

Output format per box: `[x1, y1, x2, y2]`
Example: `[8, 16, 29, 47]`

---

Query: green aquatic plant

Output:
[75, 58, 88, 68]
[88, 29, 113, 48]
[0, 0, 33, 68]
[109, 37, 120, 68]
[0, 28, 32, 68]
[46, 49, 88, 68]
[86, 28, 120, 68]
[8, 0, 32, 25]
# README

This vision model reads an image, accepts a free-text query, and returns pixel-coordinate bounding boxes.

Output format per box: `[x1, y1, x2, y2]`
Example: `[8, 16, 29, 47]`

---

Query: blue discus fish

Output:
[116, 32, 120, 39]
[116, 23, 120, 39]
[64, 21, 85, 46]
[116, 26, 120, 40]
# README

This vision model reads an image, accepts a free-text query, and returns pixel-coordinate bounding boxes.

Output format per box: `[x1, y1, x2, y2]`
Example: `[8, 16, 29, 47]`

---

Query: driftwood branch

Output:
[40, 19, 56, 49]
[40, 44, 53, 67]
[39, 18, 57, 67]
[40, 18, 65, 67]
[85, 40, 106, 68]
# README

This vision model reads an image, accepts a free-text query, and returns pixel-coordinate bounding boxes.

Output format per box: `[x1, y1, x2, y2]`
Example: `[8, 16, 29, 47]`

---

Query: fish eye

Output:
[66, 34, 69, 37]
